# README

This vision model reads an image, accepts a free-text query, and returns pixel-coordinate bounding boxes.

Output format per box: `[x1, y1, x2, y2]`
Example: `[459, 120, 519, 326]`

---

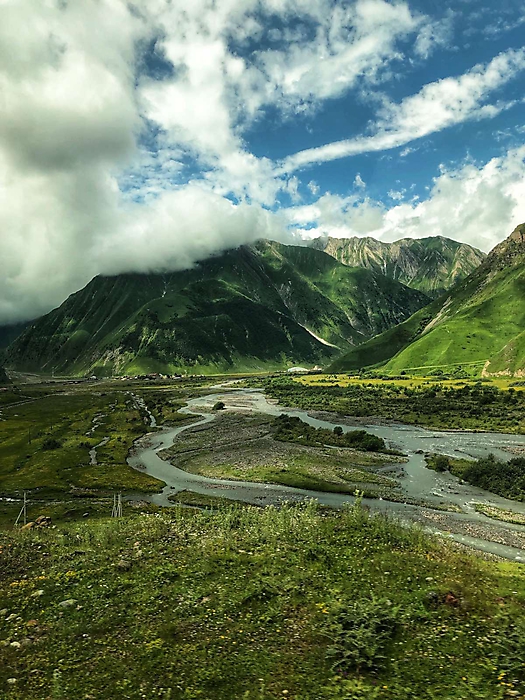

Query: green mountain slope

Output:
[5, 241, 428, 376]
[311, 235, 485, 298]
[331, 224, 525, 377]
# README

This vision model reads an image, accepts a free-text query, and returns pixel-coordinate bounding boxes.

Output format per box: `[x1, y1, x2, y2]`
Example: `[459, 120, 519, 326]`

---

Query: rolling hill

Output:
[5, 241, 429, 376]
[330, 224, 525, 377]
[311, 235, 485, 298]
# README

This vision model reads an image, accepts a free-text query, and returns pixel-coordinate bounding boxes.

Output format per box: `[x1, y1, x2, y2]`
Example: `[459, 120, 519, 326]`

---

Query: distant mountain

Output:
[0, 366, 10, 385]
[0, 322, 29, 350]
[310, 236, 485, 298]
[330, 224, 525, 377]
[5, 241, 429, 376]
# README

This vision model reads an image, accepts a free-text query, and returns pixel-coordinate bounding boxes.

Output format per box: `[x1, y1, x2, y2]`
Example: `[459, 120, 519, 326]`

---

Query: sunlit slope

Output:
[311, 235, 485, 298]
[5, 241, 428, 376]
[331, 224, 525, 376]
[486, 329, 525, 376]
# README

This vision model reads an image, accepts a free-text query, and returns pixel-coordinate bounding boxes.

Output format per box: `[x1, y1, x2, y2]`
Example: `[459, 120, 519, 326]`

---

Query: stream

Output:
[128, 388, 525, 561]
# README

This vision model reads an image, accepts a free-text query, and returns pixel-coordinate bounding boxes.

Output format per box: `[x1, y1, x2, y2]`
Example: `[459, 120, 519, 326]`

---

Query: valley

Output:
[2, 374, 525, 557]
[2, 373, 525, 699]
[333, 224, 525, 377]
[3, 242, 429, 377]
[2, 227, 525, 699]
[4, 2, 525, 695]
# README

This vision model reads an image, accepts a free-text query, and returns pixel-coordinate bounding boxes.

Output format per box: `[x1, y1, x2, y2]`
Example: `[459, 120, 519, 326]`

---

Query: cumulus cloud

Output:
[379, 147, 525, 251]
[0, 0, 289, 324]
[287, 148, 525, 251]
[96, 186, 289, 276]
[285, 193, 386, 238]
[282, 48, 525, 172]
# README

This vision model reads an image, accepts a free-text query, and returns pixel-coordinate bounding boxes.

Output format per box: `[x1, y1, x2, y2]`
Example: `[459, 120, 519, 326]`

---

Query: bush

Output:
[212, 401, 225, 411]
[41, 438, 62, 451]
[273, 415, 386, 452]
[325, 597, 400, 672]
[434, 455, 450, 472]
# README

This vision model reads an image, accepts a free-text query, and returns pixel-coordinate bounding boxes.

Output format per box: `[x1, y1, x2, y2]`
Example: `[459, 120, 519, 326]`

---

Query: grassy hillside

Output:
[330, 224, 525, 377]
[329, 301, 443, 373]
[311, 236, 485, 298]
[5, 242, 428, 377]
[1, 503, 524, 699]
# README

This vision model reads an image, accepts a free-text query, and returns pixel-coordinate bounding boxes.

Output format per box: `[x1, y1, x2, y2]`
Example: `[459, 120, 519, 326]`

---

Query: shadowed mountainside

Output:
[0, 366, 10, 385]
[5, 241, 429, 376]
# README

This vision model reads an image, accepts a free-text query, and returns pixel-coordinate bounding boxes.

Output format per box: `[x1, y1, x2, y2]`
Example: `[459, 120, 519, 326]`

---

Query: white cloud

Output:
[413, 10, 454, 59]
[254, 0, 423, 110]
[0, 0, 292, 324]
[95, 185, 289, 277]
[137, 0, 433, 202]
[286, 192, 385, 238]
[282, 48, 525, 172]
[379, 147, 525, 251]
[291, 148, 525, 251]
[308, 180, 320, 196]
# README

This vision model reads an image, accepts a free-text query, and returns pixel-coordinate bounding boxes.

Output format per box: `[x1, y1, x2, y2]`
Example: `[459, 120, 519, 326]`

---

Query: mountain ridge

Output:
[5, 241, 429, 376]
[310, 235, 486, 298]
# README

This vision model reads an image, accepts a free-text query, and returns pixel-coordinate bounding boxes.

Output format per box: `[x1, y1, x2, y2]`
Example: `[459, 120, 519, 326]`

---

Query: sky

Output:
[1, 0, 525, 324]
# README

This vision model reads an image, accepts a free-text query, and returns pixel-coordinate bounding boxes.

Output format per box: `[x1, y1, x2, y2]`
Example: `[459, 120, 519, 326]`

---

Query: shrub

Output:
[325, 597, 400, 672]
[434, 455, 450, 472]
[41, 438, 62, 451]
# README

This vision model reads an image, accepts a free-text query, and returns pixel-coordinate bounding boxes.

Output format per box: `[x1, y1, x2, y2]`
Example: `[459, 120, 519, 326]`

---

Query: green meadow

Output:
[1, 503, 525, 700]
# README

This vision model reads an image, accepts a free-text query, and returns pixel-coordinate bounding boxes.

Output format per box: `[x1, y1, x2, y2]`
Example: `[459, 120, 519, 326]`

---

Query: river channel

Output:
[128, 388, 525, 561]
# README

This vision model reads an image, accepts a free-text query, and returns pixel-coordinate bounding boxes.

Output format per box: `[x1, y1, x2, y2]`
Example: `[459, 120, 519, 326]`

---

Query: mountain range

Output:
[310, 235, 485, 298]
[4, 241, 429, 376]
[331, 224, 525, 377]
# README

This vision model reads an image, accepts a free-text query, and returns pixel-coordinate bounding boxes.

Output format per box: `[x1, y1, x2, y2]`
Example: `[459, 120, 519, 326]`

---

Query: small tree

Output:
[212, 401, 225, 411]
[333, 426, 343, 436]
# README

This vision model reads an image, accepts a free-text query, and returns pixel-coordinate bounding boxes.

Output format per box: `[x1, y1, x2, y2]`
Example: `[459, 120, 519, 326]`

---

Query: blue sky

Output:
[1, 0, 525, 322]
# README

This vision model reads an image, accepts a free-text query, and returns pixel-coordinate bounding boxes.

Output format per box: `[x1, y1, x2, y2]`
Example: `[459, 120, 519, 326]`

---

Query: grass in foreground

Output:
[1, 503, 525, 699]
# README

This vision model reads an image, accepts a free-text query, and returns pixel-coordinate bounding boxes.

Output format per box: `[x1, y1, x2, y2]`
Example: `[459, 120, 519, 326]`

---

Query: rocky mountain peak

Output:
[487, 222, 525, 270]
